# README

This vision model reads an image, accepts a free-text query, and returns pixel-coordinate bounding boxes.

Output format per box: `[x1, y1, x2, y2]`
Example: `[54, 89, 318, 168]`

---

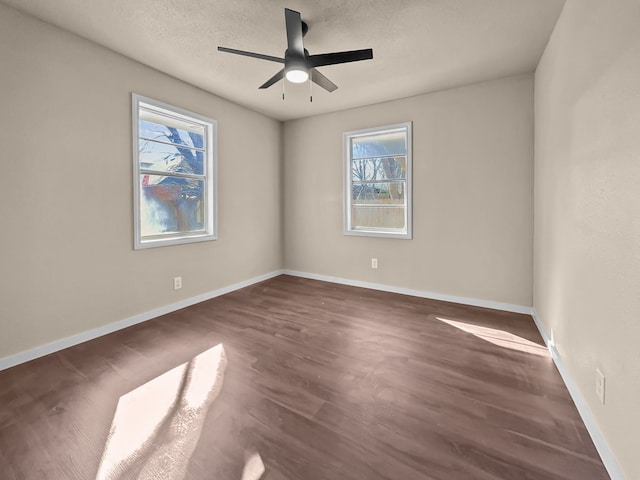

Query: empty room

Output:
[0, 0, 638, 479]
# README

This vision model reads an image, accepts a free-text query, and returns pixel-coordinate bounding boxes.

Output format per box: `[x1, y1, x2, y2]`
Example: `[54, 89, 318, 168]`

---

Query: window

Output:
[132, 94, 217, 249]
[344, 122, 412, 239]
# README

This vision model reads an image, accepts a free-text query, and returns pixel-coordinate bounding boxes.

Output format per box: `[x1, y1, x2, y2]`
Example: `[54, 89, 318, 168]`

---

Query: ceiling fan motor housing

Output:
[285, 49, 309, 72]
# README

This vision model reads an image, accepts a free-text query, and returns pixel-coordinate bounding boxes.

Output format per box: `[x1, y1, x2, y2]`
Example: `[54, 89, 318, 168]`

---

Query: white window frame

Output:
[344, 122, 412, 239]
[132, 93, 217, 249]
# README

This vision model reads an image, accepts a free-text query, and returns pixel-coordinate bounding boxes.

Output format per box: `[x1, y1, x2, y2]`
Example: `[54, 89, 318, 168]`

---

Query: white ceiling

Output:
[1, 0, 565, 121]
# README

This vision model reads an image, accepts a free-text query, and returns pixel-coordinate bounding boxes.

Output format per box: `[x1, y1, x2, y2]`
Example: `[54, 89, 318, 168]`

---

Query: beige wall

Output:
[0, 5, 282, 359]
[534, 0, 640, 477]
[284, 75, 534, 306]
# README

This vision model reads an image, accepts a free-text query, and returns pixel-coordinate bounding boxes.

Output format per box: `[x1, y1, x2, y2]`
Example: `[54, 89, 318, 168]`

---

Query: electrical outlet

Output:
[595, 368, 605, 404]
[371, 258, 378, 269]
[173, 276, 182, 290]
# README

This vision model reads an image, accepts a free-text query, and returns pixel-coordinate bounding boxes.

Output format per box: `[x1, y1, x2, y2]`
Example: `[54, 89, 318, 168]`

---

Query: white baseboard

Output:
[0, 270, 284, 372]
[0, 269, 530, 371]
[283, 269, 533, 315]
[531, 309, 624, 480]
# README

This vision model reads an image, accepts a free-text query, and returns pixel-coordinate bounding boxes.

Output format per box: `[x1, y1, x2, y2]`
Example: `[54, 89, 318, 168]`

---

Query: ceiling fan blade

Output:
[218, 46, 284, 64]
[284, 8, 305, 57]
[308, 49, 373, 68]
[310, 68, 338, 93]
[259, 69, 285, 89]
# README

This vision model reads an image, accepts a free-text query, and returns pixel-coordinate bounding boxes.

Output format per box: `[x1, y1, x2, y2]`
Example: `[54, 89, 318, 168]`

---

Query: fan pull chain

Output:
[309, 70, 313, 103]
[282, 76, 285, 100]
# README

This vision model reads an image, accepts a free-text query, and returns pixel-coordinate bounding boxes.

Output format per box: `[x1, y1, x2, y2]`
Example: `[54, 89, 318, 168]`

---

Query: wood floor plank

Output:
[0, 275, 610, 479]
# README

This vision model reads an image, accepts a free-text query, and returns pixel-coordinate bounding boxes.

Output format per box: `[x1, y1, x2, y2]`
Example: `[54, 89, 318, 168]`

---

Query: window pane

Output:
[352, 156, 406, 181]
[140, 175, 205, 237]
[352, 182, 406, 205]
[351, 206, 405, 229]
[139, 139, 204, 175]
[352, 130, 406, 159]
[344, 122, 411, 239]
[139, 108, 205, 150]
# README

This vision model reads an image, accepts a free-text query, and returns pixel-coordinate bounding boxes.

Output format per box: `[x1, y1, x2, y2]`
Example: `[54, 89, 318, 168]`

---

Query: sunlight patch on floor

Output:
[96, 343, 227, 480]
[437, 318, 549, 357]
[241, 451, 265, 480]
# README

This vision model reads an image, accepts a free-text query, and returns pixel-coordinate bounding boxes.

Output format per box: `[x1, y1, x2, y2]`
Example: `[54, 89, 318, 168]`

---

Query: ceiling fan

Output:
[218, 8, 373, 94]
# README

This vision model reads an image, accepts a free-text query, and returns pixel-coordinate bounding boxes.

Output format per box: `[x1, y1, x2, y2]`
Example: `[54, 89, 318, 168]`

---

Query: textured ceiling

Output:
[1, 0, 565, 121]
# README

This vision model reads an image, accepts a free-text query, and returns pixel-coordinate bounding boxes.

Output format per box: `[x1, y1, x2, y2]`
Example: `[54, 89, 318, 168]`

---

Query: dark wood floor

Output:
[0, 275, 609, 479]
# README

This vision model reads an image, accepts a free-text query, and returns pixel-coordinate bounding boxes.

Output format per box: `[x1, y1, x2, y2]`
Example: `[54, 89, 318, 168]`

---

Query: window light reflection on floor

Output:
[437, 318, 549, 357]
[95, 343, 227, 480]
[242, 451, 266, 480]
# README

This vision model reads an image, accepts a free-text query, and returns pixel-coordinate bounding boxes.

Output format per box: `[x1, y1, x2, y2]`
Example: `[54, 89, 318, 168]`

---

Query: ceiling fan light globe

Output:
[285, 68, 309, 83]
